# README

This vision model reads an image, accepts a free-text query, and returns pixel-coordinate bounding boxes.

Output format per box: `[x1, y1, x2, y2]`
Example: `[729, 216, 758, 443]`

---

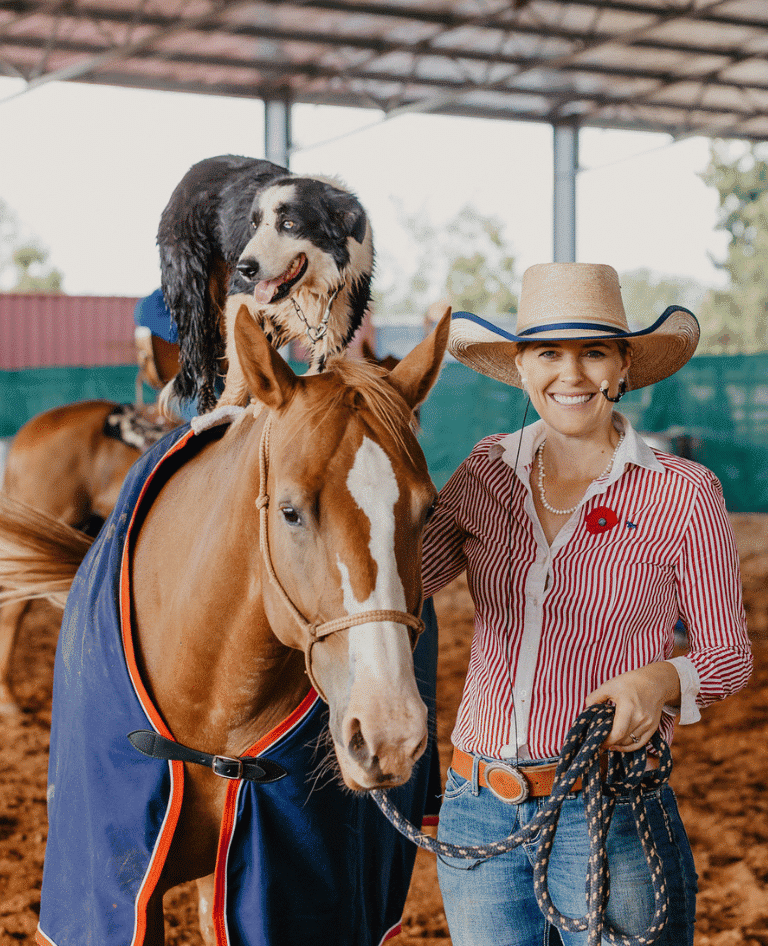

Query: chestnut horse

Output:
[1, 306, 449, 945]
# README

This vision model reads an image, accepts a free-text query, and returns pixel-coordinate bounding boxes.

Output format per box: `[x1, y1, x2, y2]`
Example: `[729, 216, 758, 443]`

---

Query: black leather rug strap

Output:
[128, 730, 287, 783]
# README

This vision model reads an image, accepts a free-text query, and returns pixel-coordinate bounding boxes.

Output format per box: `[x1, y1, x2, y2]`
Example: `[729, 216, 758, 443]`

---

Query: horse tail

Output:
[0, 495, 93, 609]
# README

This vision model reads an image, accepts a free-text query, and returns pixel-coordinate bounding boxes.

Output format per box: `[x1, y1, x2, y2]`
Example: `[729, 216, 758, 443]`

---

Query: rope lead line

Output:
[371, 703, 672, 946]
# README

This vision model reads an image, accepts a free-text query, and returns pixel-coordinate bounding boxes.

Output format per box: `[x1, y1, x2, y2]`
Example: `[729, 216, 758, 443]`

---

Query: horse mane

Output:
[320, 356, 415, 452]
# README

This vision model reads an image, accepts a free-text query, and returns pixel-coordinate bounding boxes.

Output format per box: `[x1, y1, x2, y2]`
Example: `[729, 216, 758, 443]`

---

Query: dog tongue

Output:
[253, 277, 282, 304]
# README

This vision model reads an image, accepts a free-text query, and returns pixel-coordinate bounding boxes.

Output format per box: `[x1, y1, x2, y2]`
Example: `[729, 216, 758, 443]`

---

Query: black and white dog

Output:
[157, 155, 374, 412]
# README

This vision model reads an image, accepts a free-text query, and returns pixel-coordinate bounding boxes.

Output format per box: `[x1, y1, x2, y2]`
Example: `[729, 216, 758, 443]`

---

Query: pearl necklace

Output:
[536, 434, 625, 515]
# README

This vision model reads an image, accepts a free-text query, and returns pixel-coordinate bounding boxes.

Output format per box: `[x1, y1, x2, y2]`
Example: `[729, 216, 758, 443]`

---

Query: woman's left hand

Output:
[584, 662, 681, 751]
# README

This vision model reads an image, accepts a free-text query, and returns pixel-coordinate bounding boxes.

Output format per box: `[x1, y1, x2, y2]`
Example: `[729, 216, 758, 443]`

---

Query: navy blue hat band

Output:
[518, 321, 628, 337]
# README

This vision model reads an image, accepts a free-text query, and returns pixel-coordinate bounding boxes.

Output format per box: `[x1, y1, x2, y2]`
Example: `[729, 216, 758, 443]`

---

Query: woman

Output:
[422, 262, 752, 946]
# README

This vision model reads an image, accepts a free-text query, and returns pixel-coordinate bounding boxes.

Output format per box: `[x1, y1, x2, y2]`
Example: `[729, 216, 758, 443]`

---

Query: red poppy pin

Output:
[585, 506, 619, 535]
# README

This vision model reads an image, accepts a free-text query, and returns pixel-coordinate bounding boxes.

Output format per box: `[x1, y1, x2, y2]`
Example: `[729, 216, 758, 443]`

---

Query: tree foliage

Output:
[618, 268, 707, 332]
[698, 142, 768, 353]
[374, 204, 518, 320]
[11, 244, 64, 293]
[0, 198, 64, 293]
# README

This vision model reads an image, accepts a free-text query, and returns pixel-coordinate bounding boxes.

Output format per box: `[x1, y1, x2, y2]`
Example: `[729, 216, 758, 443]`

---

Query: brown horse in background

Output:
[0, 326, 181, 715]
[0, 306, 450, 944]
[0, 399, 177, 715]
[0, 400, 140, 714]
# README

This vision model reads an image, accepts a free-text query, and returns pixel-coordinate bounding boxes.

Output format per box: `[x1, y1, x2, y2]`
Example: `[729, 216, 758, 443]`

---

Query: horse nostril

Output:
[236, 258, 259, 281]
[347, 720, 369, 764]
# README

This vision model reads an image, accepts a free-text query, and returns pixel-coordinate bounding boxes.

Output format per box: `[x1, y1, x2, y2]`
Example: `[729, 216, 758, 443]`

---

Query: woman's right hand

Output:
[585, 661, 681, 751]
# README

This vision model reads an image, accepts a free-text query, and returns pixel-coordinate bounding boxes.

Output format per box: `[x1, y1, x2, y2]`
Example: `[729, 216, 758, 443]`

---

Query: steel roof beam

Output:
[375, 0, 736, 121]
[5, 30, 768, 101]
[58, 68, 767, 141]
[0, 0, 270, 99]
[2, 1, 759, 65]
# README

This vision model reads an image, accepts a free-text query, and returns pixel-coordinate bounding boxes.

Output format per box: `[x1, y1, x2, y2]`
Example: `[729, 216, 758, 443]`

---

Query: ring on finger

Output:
[630, 733, 639, 743]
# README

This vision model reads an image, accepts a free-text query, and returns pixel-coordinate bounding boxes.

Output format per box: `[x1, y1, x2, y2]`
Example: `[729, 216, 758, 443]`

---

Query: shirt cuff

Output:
[665, 656, 701, 724]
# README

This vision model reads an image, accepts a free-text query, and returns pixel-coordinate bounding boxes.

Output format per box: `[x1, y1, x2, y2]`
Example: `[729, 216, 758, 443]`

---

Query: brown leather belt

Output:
[451, 747, 594, 804]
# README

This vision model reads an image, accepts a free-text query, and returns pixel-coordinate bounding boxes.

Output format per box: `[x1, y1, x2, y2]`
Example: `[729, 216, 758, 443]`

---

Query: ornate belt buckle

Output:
[484, 762, 529, 804]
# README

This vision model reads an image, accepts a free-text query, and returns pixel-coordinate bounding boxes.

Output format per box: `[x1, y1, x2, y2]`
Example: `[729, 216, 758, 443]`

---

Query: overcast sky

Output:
[0, 76, 731, 308]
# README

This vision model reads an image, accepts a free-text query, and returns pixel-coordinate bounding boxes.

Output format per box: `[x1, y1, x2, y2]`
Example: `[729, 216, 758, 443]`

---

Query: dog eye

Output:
[280, 505, 302, 526]
[282, 220, 295, 230]
[250, 220, 257, 230]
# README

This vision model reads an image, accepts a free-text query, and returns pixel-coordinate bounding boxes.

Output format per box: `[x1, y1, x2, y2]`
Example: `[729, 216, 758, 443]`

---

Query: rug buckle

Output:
[212, 755, 244, 780]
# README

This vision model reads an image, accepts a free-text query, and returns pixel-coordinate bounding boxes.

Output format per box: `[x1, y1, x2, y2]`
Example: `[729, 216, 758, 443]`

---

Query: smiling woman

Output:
[419, 262, 752, 946]
[515, 338, 630, 470]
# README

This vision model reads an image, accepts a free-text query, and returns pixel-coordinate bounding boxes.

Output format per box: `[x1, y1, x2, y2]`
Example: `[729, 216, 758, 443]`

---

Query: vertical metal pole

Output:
[264, 97, 292, 170]
[552, 122, 579, 262]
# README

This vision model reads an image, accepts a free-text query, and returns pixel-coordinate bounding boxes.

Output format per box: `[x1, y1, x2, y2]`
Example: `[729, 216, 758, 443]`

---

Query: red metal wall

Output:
[0, 293, 140, 369]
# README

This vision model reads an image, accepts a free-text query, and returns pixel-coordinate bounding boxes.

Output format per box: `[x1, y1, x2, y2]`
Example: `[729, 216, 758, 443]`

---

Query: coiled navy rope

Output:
[371, 703, 673, 946]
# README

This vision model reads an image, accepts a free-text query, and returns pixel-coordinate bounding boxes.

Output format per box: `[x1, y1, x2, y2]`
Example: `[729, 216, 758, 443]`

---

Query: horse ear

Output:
[233, 306, 297, 410]
[388, 305, 451, 410]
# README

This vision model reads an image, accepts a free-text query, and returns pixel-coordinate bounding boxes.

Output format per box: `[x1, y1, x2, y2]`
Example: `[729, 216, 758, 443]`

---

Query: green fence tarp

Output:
[3, 354, 768, 511]
[0, 366, 148, 439]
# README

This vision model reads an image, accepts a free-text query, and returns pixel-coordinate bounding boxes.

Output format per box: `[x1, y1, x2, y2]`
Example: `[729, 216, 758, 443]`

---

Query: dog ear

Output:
[388, 305, 451, 410]
[320, 184, 368, 244]
[234, 306, 297, 410]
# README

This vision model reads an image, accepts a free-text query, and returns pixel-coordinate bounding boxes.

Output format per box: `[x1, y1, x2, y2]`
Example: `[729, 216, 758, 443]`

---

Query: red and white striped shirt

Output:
[422, 415, 752, 761]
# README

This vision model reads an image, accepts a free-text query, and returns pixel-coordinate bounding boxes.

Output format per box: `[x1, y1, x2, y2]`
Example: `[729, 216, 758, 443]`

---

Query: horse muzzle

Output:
[331, 686, 428, 792]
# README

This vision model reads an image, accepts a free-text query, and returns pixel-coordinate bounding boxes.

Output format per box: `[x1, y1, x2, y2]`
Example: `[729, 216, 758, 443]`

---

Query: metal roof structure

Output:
[2, 0, 768, 142]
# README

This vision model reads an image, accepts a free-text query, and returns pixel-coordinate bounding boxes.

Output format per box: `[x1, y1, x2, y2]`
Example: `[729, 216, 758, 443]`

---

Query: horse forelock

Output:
[253, 358, 415, 470]
[319, 358, 416, 457]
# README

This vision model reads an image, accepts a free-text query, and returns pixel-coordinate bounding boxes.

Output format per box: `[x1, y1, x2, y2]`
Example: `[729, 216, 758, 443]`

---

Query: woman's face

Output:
[514, 339, 631, 440]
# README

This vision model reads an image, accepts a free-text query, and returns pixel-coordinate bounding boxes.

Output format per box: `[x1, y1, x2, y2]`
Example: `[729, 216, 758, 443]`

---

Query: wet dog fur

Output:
[157, 155, 374, 413]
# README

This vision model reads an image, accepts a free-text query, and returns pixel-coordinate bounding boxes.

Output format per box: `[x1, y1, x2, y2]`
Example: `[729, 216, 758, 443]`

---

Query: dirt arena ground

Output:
[1, 515, 767, 945]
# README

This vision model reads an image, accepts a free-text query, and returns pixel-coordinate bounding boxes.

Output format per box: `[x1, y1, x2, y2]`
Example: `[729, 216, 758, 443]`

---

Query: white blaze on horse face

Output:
[337, 436, 409, 677]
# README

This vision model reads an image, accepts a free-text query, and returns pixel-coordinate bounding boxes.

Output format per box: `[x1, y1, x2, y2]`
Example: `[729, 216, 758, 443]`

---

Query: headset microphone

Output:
[599, 379, 627, 403]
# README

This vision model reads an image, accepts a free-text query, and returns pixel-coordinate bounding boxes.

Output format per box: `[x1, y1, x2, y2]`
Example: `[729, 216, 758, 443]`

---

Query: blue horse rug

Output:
[36, 419, 441, 946]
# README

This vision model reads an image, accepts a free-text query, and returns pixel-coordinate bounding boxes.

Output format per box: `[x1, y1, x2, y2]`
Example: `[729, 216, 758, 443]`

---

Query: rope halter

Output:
[255, 413, 425, 701]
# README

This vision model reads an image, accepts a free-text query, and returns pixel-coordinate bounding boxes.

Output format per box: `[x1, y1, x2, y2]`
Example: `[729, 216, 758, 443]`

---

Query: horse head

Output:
[234, 305, 449, 791]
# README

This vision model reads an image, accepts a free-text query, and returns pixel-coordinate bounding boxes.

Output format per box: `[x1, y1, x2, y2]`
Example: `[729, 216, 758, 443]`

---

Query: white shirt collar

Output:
[489, 412, 665, 482]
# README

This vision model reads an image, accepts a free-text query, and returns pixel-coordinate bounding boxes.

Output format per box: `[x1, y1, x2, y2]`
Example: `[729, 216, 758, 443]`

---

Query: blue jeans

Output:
[436, 759, 697, 946]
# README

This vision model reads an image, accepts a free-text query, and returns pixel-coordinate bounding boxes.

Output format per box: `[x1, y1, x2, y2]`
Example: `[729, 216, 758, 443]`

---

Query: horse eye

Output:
[280, 505, 302, 526]
[424, 499, 439, 523]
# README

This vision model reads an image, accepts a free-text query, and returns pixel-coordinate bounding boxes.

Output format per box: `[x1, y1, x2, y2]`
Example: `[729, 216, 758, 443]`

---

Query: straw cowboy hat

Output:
[448, 262, 700, 391]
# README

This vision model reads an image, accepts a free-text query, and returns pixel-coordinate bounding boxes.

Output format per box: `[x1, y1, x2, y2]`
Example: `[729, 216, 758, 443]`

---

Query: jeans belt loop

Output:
[471, 754, 481, 796]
